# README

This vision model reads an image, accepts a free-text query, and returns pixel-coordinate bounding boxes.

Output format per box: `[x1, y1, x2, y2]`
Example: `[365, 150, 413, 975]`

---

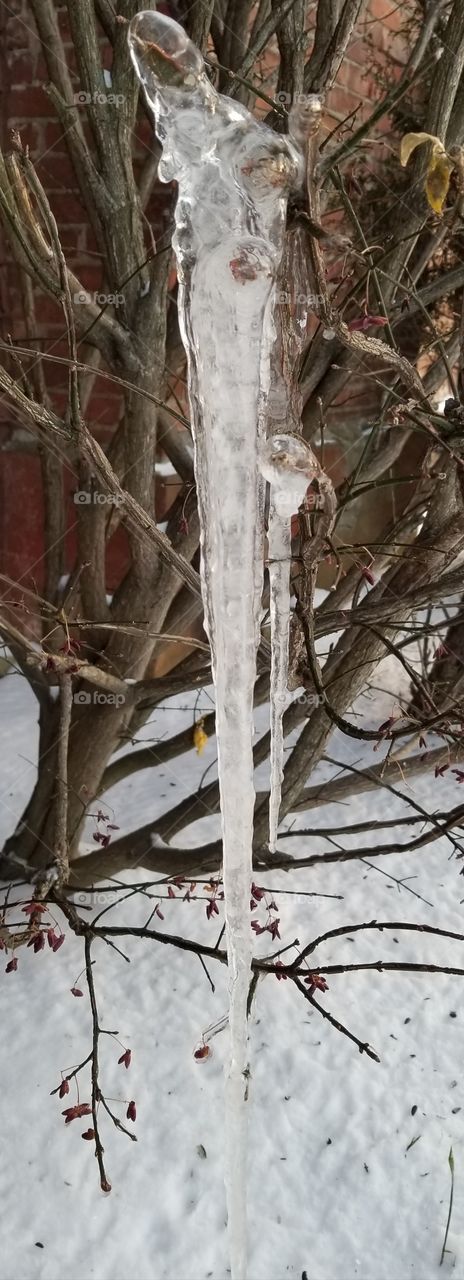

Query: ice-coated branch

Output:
[128, 13, 301, 1277]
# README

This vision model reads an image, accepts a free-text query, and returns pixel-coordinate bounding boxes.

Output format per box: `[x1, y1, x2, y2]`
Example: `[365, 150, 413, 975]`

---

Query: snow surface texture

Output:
[1, 670, 464, 1279]
[128, 14, 301, 1276]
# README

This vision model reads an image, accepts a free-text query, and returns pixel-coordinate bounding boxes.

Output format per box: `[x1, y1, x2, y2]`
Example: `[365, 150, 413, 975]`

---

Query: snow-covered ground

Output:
[1, 667, 464, 1280]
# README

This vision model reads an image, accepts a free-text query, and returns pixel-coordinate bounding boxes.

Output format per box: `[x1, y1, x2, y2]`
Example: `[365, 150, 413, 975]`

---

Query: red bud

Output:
[304, 972, 329, 992]
[127, 1100, 136, 1122]
[118, 1049, 131, 1069]
[194, 1044, 211, 1061]
[62, 1103, 91, 1123]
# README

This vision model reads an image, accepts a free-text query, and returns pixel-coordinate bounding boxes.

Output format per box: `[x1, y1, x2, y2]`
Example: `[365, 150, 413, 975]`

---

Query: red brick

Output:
[8, 52, 48, 87]
[73, 264, 107, 292]
[337, 58, 377, 101]
[42, 121, 72, 150]
[21, 341, 74, 389]
[8, 87, 55, 118]
[0, 452, 45, 587]
[34, 154, 78, 189]
[5, 20, 32, 56]
[87, 401, 123, 429]
[23, 322, 69, 340]
[46, 191, 88, 223]
[57, 10, 72, 41]
[367, 0, 408, 32]
[87, 372, 121, 397]
[346, 38, 370, 67]
[30, 292, 65, 325]
[324, 88, 368, 124]
[59, 228, 90, 256]
[82, 224, 100, 256]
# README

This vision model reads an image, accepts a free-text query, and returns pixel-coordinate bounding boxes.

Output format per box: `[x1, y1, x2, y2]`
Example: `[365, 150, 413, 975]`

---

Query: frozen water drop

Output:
[259, 432, 315, 514]
[128, 11, 204, 89]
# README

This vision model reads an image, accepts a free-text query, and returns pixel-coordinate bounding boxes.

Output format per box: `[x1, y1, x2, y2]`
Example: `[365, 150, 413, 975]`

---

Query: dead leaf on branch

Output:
[400, 132, 454, 215]
[193, 718, 208, 755]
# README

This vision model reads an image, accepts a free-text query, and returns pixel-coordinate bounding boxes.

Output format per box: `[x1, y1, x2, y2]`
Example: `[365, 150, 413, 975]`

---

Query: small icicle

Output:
[260, 190, 323, 854]
[260, 434, 318, 851]
[267, 498, 291, 852]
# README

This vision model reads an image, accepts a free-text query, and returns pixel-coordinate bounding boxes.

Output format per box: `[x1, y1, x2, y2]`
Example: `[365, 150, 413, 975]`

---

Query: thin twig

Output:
[84, 935, 112, 1193]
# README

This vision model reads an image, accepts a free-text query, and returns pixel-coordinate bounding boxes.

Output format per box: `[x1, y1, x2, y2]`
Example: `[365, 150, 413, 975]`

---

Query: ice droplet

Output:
[259, 432, 315, 516]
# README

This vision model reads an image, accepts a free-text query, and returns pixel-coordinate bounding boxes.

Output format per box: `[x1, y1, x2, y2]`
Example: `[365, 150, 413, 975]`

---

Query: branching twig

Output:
[84, 935, 112, 1193]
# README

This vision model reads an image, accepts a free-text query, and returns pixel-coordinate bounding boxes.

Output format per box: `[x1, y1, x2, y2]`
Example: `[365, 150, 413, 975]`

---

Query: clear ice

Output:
[128, 14, 304, 1275]
[260, 432, 317, 850]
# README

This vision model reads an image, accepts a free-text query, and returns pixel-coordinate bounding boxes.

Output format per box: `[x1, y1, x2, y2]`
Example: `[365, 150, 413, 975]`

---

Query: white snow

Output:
[1, 666, 464, 1279]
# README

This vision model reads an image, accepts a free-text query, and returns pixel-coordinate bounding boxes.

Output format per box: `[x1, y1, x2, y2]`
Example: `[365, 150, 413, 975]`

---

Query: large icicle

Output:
[128, 15, 300, 1277]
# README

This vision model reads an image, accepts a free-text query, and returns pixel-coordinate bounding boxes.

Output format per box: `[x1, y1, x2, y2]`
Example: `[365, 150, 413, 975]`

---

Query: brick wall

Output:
[0, 0, 409, 594]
